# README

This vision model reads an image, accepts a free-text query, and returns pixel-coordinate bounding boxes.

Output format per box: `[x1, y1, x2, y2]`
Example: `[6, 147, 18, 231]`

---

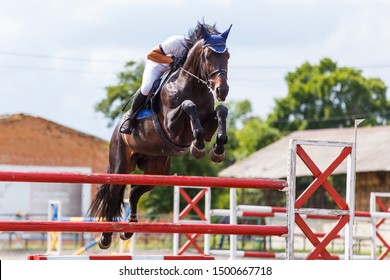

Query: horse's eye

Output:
[205, 49, 213, 58]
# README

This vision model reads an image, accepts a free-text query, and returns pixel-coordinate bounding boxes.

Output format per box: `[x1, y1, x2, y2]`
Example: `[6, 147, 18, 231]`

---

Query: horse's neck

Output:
[182, 41, 203, 77]
[160, 41, 211, 107]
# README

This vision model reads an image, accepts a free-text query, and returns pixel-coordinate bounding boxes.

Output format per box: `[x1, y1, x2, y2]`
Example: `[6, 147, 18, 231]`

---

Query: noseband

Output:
[207, 68, 227, 80]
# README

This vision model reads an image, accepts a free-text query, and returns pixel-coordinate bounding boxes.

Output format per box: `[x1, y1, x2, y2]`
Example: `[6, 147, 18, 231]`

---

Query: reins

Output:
[179, 66, 213, 91]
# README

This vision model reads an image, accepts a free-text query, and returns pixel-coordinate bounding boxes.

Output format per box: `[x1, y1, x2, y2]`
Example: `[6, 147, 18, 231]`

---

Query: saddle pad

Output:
[137, 109, 154, 120]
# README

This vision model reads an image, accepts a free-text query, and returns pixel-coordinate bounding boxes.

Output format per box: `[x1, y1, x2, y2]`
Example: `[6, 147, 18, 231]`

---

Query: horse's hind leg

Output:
[97, 128, 135, 249]
[119, 184, 154, 240]
[120, 155, 170, 240]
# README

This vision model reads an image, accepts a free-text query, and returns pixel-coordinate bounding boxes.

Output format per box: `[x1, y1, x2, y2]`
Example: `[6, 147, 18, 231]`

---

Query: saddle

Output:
[138, 65, 180, 120]
[120, 68, 176, 126]
[135, 74, 168, 120]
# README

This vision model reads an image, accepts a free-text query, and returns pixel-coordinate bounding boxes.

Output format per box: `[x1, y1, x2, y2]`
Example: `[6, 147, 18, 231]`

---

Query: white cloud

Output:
[325, 9, 390, 66]
[1, 0, 390, 139]
[0, 17, 25, 47]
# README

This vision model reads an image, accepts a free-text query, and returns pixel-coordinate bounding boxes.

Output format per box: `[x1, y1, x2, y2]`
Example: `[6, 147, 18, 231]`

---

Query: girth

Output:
[149, 110, 190, 156]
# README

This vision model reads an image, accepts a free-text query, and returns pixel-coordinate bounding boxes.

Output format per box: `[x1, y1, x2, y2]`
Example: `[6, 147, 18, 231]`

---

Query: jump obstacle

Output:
[0, 166, 288, 260]
[370, 192, 390, 260]
[47, 200, 132, 255]
[28, 255, 215, 260]
[0, 138, 369, 260]
[207, 192, 381, 259]
[172, 139, 359, 259]
[207, 189, 386, 259]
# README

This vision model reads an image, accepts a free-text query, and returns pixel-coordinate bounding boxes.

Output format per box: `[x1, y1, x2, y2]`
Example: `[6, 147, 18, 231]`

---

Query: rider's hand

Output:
[170, 56, 182, 68]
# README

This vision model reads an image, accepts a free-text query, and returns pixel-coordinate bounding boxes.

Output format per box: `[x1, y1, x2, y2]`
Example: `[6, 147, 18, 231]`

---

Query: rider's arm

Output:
[147, 46, 173, 64]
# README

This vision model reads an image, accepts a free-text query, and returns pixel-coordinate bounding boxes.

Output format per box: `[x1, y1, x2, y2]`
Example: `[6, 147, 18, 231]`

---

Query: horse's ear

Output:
[200, 24, 211, 40]
[221, 24, 232, 41]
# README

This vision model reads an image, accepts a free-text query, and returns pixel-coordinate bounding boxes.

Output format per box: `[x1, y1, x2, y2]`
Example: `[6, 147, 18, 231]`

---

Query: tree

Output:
[95, 61, 144, 126]
[234, 116, 281, 160]
[222, 100, 282, 206]
[267, 58, 388, 133]
[224, 100, 281, 162]
[266, 58, 389, 209]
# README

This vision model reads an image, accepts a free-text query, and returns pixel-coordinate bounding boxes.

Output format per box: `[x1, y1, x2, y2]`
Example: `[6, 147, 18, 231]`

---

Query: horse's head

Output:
[200, 24, 232, 102]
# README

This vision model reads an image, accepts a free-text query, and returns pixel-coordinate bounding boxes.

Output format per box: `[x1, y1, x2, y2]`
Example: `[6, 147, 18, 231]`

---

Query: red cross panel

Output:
[177, 187, 209, 255]
[295, 144, 352, 260]
[375, 197, 390, 260]
[179, 188, 208, 221]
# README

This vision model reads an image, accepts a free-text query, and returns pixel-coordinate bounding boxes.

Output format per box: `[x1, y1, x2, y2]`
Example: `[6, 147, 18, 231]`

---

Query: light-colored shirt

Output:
[159, 35, 187, 58]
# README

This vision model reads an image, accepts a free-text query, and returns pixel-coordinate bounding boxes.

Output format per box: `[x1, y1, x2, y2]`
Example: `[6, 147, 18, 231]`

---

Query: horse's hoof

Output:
[210, 149, 225, 163]
[120, 232, 134, 240]
[190, 143, 206, 158]
[98, 235, 112, 250]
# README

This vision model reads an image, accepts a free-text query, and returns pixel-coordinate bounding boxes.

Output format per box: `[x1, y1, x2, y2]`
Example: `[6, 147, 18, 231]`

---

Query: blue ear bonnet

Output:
[203, 35, 228, 53]
[201, 24, 232, 53]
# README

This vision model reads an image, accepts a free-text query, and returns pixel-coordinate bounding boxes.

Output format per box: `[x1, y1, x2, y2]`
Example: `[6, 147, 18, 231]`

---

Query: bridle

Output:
[207, 68, 228, 80]
[179, 45, 228, 92]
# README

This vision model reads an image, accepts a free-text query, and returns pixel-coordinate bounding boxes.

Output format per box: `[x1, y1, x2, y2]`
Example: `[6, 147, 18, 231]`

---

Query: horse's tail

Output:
[87, 183, 126, 222]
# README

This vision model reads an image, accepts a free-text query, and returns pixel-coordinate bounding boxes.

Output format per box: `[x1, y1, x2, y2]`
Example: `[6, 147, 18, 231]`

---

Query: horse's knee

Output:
[181, 100, 197, 116]
[181, 100, 205, 141]
[216, 104, 228, 119]
[193, 128, 205, 140]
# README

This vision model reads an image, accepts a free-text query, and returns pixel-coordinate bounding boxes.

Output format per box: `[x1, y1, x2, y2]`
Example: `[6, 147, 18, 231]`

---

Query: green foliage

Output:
[95, 61, 144, 126]
[225, 99, 252, 127]
[267, 58, 388, 133]
[223, 100, 282, 164]
[171, 152, 219, 177]
[234, 116, 281, 160]
[265, 57, 388, 209]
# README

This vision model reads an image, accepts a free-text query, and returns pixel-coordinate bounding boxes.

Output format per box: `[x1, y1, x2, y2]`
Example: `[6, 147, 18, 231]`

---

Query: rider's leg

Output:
[120, 89, 147, 134]
[120, 61, 166, 134]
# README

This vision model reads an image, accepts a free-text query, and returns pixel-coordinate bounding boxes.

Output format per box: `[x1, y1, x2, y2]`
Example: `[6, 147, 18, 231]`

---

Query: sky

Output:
[1, 0, 390, 141]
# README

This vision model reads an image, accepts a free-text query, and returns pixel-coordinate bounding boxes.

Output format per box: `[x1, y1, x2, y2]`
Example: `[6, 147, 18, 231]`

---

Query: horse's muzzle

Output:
[216, 86, 229, 102]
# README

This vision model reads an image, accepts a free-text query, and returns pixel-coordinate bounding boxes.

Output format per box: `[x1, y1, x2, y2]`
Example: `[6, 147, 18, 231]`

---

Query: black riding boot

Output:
[120, 90, 147, 134]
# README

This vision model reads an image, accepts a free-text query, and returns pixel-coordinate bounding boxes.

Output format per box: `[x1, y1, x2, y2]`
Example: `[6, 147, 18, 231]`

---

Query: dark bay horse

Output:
[88, 23, 232, 249]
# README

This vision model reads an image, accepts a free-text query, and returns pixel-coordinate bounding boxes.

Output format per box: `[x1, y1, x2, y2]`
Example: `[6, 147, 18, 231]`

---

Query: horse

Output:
[87, 23, 232, 249]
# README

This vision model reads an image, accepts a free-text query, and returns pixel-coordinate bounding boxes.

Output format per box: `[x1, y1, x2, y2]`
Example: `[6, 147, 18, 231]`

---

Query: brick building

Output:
[0, 114, 109, 217]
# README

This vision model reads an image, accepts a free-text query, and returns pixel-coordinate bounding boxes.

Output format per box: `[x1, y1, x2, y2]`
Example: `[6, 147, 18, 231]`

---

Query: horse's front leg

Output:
[181, 100, 206, 158]
[209, 105, 228, 163]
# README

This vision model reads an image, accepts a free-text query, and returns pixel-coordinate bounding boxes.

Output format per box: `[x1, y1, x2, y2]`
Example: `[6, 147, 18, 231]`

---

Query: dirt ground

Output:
[0, 248, 182, 260]
[0, 247, 233, 260]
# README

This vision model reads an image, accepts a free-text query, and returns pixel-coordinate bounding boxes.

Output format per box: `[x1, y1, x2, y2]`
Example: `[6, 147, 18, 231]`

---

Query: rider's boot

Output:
[120, 89, 147, 134]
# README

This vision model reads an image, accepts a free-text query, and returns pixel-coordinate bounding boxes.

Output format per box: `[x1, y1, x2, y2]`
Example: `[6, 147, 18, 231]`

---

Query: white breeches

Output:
[140, 60, 169, 96]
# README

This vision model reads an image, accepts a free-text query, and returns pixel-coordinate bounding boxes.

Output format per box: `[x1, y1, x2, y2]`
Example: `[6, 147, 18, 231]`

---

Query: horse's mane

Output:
[184, 22, 221, 52]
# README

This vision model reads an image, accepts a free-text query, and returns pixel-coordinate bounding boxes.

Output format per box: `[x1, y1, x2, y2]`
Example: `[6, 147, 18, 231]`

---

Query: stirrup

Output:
[119, 118, 134, 134]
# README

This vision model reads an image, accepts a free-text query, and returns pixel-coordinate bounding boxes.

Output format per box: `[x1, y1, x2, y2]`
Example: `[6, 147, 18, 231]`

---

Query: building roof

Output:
[219, 125, 390, 179]
[0, 113, 106, 143]
[0, 113, 108, 170]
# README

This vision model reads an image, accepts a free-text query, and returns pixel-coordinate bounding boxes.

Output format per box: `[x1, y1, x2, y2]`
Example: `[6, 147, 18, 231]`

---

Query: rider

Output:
[119, 34, 188, 134]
